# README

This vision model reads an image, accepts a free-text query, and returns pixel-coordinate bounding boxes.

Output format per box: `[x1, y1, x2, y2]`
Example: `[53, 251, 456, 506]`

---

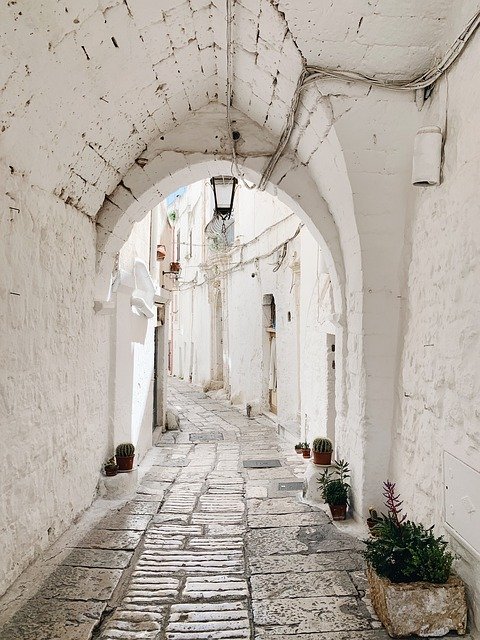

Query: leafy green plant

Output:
[324, 479, 348, 505]
[302, 442, 310, 449]
[364, 481, 454, 584]
[318, 459, 350, 504]
[294, 442, 303, 450]
[116, 443, 135, 457]
[312, 437, 332, 452]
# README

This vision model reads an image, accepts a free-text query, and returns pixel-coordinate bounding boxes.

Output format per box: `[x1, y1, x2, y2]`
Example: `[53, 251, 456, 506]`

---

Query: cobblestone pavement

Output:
[1, 378, 389, 640]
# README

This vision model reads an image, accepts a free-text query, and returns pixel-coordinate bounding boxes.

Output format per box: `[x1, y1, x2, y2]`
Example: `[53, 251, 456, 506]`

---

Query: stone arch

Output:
[95, 105, 371, 511]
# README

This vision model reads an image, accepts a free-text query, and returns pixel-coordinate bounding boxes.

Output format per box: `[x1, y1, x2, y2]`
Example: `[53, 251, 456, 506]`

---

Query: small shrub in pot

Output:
[301, 442, 311, 458]
[312, 437, 333, 465]
[318, 459, 350, 520]
[294, 442, 303, 454]
[363, 481, 467, 637]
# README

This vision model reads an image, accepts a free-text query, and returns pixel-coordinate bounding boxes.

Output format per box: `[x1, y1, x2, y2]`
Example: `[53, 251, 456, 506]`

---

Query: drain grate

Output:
[189, 432, 224, 443]
[278, 481, 304, 491]
[243, 459, 281, 468]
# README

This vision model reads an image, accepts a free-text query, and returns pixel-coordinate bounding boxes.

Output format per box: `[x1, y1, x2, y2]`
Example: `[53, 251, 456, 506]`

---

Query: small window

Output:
[287, 311, 292, 322]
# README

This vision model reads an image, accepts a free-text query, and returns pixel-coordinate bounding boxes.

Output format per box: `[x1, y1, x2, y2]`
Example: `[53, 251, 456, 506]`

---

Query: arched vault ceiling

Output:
[0, 0, 461, 218]
[276, 0, 455, 77]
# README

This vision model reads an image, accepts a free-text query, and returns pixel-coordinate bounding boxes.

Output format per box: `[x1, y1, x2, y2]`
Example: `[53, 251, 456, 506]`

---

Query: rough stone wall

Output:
[392, 32, 480, 633]
[0, 167, 110, 596]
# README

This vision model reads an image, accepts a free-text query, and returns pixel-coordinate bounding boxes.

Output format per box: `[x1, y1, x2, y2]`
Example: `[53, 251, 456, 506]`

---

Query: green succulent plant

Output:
[115, 443, 135, 457]
[312, 437, 333, 453]
[294, 442, 303, 449]
[104, 456, 117, 468]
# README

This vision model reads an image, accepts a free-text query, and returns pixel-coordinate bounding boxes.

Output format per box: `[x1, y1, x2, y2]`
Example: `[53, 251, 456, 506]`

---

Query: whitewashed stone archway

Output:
[94, 104, 381, 511]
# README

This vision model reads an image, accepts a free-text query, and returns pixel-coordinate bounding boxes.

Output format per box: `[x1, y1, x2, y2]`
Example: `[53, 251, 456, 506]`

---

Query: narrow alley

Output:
[0, 379, 385, 640]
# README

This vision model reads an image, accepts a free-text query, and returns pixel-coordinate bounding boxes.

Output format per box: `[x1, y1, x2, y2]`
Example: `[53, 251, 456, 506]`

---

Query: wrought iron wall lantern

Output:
[210, 175, 238, 221]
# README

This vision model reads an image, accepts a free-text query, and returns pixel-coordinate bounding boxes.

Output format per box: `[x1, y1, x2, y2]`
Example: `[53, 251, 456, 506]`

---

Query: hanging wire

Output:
[223, 4, 480, 192]
[178, 222, 304, 290]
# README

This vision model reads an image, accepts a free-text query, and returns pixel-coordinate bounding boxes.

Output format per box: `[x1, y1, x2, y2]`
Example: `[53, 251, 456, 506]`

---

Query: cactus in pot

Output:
[115, 442, 135, 471]
[312, 437, 333, 465]
[302, 442, 311, 459]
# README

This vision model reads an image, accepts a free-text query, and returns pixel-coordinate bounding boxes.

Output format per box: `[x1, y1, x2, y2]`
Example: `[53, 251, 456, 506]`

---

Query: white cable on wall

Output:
[224, 4, 480, 190]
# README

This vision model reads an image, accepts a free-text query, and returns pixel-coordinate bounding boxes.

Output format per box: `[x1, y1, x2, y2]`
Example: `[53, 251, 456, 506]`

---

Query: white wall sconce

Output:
[412, 126, 443, 186]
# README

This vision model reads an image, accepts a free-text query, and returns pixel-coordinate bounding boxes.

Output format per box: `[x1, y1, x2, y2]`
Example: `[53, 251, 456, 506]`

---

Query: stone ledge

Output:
[98, 468, 139, 500]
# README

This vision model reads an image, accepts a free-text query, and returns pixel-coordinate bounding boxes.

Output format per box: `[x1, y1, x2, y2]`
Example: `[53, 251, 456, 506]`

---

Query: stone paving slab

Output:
[40, 565, 123, 601]
[167, 601, 251, 639]
[77, 528, 143, 550]
[251, 571, 358, 599]
[249, 551, 365, 574]
[147, 467, 181, 481]
[246, 497, 312, 515]
[183, 575, 249, 599]
[248, 511, 329, 528]
[119, 500, 161, 515]
[62, 548, 133, 569]
[98, 513, 153, 530]
[252, 595, 373, 634]
[254, 631, 390, 640]
[0, 597, 106, 640]
[247, 527, 307, 556]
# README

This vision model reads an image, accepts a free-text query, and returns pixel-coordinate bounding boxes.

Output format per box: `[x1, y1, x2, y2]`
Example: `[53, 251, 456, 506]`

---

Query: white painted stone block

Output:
[98, 469, 139, 500]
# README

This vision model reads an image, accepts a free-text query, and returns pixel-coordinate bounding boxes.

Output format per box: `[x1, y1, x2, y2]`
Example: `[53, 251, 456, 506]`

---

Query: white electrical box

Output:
[444, 451, 480, 554]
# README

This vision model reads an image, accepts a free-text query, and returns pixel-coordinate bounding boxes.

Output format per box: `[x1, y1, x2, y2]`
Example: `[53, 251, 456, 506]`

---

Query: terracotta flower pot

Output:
[313, 450, 332, 465]
[329, 503, 347, 520]
[170, 261, 181, 273]
[302, 448, 311, 459]
[105, 466, 118, 477]
[116, 455, 135, 471]
[367, 518, 380, 536]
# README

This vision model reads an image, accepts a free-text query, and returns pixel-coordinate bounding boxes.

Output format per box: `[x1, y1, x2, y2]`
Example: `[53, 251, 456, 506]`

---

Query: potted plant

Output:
[294, 442, 303, 454]
[367, 506, 380, 536]
[312, 437, 333, 465]
[318, 459, 350, 520]
[170, 261, 181, 273]
[115, 443, 135, 471]
[364, 481, 467, 637]
[301, 442, 311, 458]
[104, 456, 118, 477]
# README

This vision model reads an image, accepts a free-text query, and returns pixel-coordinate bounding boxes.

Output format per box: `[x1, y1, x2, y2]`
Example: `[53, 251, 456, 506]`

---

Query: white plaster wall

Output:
[392, 32, 480, 634]
[0, 168, 110, 596]
[299, 232, 336, 446]
[114, 213, 155, 462]
[170, 181, 335, 443]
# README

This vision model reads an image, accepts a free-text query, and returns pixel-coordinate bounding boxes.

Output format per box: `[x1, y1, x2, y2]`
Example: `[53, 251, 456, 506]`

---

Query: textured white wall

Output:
[0, 169, 110, 596]
[169, 182, 335, 444]
[114, 215, 155, 462]
[392, 33, 480, 632]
